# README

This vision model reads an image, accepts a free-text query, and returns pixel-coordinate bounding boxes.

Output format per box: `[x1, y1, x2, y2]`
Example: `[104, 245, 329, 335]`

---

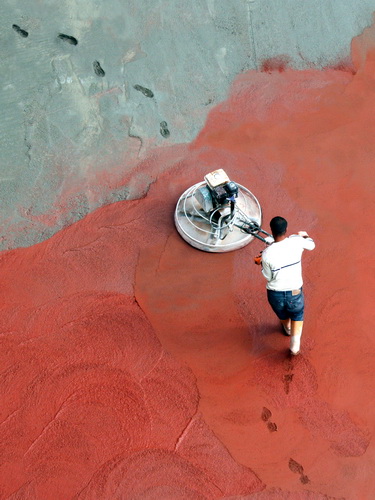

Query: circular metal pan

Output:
[174, 181, 262, 252]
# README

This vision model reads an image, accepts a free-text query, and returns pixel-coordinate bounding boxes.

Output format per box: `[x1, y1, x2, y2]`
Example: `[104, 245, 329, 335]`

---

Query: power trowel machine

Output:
[174, 169, 273, 253]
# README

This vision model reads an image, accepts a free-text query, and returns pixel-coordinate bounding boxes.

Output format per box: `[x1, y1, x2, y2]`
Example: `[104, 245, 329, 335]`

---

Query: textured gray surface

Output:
[1, 0, 374, 249]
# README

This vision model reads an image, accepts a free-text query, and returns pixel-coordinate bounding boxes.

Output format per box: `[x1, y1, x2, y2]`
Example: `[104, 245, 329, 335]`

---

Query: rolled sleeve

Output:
[303, 237, 315, 251]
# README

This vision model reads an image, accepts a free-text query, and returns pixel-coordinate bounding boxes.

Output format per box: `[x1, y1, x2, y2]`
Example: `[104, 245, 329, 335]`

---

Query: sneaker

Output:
[290, 335, 301, 355]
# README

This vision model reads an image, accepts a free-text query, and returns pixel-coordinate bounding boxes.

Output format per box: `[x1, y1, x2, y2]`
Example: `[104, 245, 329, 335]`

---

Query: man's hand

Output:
[254, 254, 262, 265]
[298, 231, 309, 238]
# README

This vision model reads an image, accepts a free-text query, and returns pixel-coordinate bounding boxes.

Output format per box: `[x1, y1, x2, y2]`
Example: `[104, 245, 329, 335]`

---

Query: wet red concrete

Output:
[1, 22, 375, 500]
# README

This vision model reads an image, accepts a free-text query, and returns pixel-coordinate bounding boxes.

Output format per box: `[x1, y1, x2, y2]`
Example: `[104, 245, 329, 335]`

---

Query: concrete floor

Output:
[1, 3, 375, 499]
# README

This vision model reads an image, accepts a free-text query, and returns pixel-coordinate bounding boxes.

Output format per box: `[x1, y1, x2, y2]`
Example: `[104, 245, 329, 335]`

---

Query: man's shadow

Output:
[248, 321, 292, 358]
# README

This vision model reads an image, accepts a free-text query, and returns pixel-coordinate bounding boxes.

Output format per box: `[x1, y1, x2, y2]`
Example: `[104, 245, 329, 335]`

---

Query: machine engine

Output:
[194, 169, 238, 224]
[174, 169, 273, 252]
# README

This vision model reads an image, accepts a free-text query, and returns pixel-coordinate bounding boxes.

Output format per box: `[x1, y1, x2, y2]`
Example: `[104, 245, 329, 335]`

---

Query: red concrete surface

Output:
[1, 22, 375, 500]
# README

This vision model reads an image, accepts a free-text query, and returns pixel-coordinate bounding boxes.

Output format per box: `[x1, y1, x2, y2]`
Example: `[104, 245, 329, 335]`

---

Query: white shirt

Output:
[261, 235, 315, 291]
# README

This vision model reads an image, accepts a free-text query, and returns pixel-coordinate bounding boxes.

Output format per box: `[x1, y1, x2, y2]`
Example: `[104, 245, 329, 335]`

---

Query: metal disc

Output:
[174, 182, 262, 252]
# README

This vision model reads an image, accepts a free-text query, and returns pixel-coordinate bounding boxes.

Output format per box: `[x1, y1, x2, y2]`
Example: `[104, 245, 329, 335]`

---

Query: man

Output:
[258, 216, 315, 355]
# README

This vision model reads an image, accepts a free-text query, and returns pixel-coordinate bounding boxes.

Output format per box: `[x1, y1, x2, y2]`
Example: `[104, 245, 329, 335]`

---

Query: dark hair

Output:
[270, 216, 287, 237]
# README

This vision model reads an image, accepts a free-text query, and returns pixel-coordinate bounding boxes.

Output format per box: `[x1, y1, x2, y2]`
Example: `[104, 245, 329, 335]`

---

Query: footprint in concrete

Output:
[289, 458, 304, 474]
[12, 24, 28, 38]
[289, 458, 310, 483]
[284, 358, 295, 372]
[261, 407, 277, 431]
[160, 121, 170, 138]
[261, 407, 272, 422]
[133, 84, 154, 98]
[283, 373, 294, 394]
[93, 61, 105, 77]
[267, 421, 278, 432]
[283, 357, 295, 394]
[58, 33, 78, 45]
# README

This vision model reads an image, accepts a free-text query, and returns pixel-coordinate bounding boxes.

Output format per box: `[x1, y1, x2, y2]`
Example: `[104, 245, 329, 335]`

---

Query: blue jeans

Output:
[267, 288, 304, 321]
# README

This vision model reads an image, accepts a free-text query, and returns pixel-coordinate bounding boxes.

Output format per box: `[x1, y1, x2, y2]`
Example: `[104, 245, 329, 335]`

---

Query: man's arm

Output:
[261, 258, 273, 281]
[298, 231, 315, 250]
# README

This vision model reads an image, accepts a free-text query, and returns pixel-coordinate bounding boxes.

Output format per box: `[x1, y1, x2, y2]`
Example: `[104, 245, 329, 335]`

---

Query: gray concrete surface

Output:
[1, 0, 374, 249]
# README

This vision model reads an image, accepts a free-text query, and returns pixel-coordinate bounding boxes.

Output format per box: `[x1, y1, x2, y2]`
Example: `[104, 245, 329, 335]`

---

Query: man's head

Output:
[270, 216, 288, 238]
